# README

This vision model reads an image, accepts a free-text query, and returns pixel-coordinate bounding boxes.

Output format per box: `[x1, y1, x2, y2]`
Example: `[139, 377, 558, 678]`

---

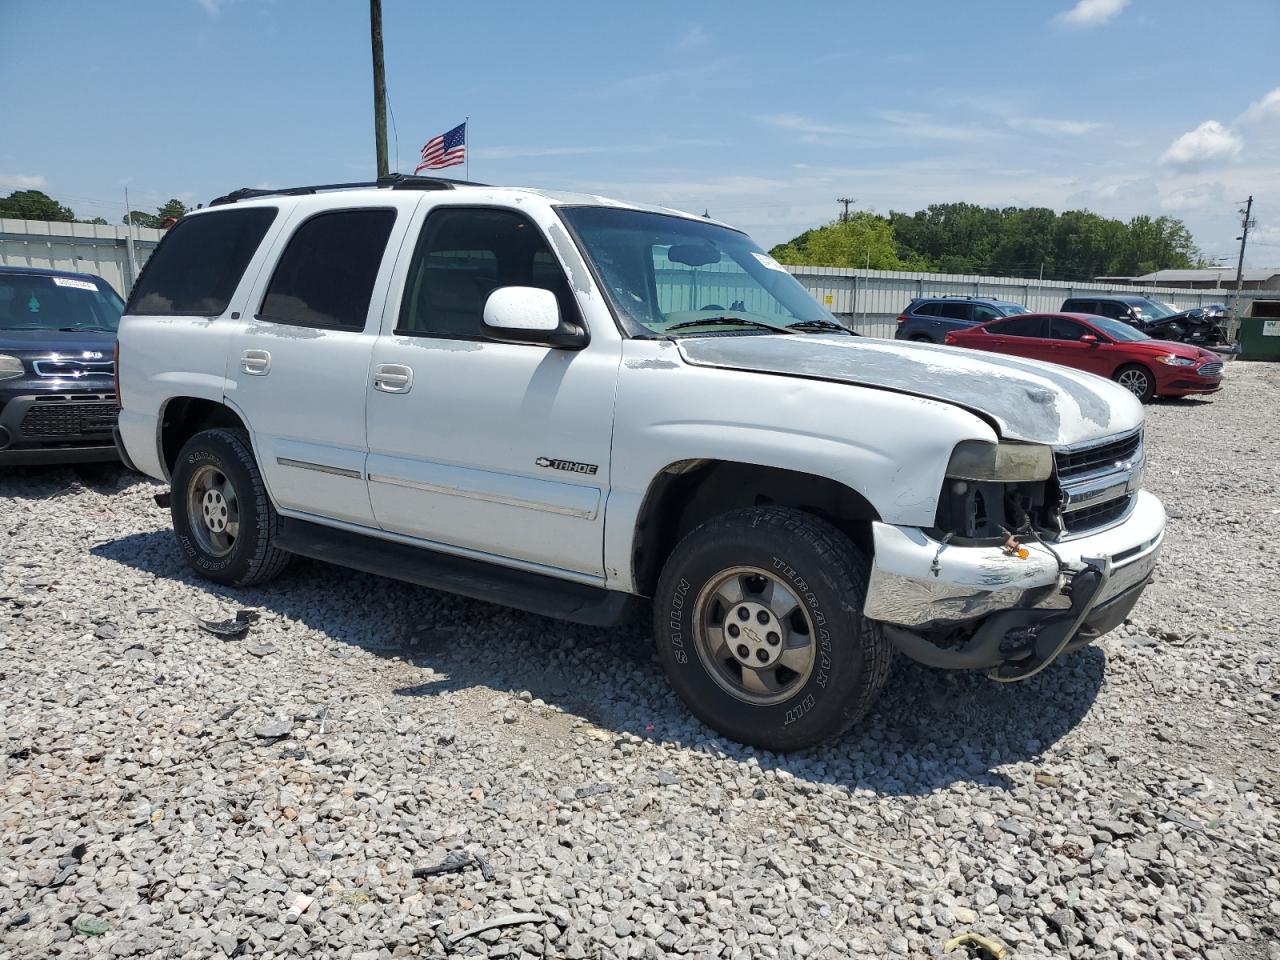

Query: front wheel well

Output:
[159, 397, 247, 476]
[631, 460, 881, 597]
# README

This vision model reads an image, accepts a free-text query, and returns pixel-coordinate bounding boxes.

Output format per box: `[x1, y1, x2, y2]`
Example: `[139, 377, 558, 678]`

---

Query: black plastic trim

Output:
[208, 175, 487, 206]
[274, 518, 643, 627]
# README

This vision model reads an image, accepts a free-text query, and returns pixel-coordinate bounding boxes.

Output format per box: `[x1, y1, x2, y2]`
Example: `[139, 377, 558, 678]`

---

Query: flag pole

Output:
[465, 116, 470, 180]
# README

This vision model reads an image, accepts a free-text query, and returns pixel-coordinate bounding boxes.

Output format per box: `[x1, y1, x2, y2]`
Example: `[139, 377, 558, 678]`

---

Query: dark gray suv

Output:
[894, 296, 1028, 343]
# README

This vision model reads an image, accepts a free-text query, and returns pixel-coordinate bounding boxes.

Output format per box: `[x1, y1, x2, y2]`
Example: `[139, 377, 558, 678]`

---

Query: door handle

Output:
[241, 349, 271, 376]
[374, 363, 413, 394]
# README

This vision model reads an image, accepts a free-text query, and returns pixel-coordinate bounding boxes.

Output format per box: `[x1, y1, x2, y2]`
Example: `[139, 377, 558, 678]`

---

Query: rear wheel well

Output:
[631, 460, 880, 597]
[159, 397, 247, 476]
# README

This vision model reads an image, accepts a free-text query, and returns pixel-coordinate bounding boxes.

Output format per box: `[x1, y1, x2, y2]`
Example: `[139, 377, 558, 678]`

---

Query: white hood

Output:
[677, 335, 1144, 446]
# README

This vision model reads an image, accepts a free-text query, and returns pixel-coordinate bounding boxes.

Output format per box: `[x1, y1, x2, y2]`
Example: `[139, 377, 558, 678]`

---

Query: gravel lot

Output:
[2, 363, 1278, 960]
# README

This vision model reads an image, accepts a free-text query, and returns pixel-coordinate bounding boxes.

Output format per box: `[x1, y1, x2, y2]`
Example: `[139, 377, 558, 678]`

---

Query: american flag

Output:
[415, 122, 466, 173]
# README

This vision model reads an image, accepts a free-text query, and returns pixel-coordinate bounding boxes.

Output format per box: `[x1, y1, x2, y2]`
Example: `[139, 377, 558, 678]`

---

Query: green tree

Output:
[0, 189, 75, 222]
[771, 212, 903, 269]
[123, 197, 190, 228]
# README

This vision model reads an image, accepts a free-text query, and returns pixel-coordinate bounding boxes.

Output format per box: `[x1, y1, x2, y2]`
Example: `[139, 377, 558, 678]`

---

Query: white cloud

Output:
[1009, 117, 1102, 136]
[1055, 0, 1129, 27]
[1241, 87, 1280, 124]
[675, 25, 707, 50]
[0, 173, 48, 190]
[1160, 121, 1243, 168]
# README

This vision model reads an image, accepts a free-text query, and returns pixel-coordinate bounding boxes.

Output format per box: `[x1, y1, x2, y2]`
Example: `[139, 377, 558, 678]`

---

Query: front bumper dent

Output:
[864, 489, 1165, 675]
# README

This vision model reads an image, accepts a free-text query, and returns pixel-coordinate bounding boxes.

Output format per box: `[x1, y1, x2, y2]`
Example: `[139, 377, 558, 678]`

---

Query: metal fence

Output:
[785, 265, 1280, 339]
[1, 218, 163, 296]
[3, 218, 1278, 339]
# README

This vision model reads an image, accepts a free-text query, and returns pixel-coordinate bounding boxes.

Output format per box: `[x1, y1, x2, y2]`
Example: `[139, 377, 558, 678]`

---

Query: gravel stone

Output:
[1, 364, 1278, 958]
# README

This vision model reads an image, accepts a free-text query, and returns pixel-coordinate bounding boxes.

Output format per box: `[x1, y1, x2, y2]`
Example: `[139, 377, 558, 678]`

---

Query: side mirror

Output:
[482, 286, 586, 350]
[1080, 334, 1099, 345]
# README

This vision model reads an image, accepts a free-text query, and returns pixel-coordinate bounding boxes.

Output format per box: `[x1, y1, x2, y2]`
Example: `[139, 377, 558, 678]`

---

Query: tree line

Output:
[770, 203, 1206, 281]
[0, 189, 190, 229]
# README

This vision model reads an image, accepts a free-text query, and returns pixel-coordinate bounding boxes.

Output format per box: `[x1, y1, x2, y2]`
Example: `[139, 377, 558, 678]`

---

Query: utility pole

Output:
[837, 197, 855, 222]
[370, 0, 389, 179]
[1230, 195, 1254, 340]
[122, 187, 138, 294]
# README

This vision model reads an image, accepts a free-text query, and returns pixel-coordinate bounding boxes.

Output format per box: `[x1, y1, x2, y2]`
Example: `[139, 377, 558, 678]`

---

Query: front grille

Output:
[20, 398, 118, 438]
[1198, 361, 1223, 377]
[1063, 494, 1134, 534]
[1054, 430, 1142, 481]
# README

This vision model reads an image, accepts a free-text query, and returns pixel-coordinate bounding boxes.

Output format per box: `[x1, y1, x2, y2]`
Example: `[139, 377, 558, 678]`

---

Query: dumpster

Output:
[1238, 300, 1280, 361]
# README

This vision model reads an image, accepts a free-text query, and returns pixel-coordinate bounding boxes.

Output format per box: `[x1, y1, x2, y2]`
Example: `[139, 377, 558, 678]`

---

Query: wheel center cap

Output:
[202, 489, 228, 533]
[724, 601, 783, 667]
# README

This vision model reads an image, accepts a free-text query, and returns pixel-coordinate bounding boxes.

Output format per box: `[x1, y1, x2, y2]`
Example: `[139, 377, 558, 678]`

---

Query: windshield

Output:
[558, 207, 837, 336]
[1132, 298, 1175, 320]
[1001, 304, 1030, 315]
[0, 274, 123, 332]
[1090, 316, 1150, 342]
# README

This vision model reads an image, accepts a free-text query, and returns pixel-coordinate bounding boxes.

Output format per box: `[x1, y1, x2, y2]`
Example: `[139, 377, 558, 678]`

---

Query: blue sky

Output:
[2, 0, 1279, 267]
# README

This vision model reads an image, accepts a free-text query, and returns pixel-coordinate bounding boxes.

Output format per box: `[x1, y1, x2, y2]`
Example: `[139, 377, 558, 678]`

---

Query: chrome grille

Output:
[1053, 429, 1144, 536]
[33, 359, 115, 379]
[1198, 361, 1223, 377]
[1054, 429, 1142, 482]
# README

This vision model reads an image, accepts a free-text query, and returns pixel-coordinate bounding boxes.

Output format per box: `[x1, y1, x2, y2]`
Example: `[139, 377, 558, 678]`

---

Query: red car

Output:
[944, 312, 1224, 402]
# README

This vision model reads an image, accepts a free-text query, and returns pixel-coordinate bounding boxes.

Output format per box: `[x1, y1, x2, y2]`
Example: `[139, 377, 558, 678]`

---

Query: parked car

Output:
[0, 266, 122, 465]
[1060, 294, 1174, 330]
[895, 296, 1029, 342]
[945, 313, 1223, 402]
[116, 177, 1166, 750]
[1141, 305, 1232, 349]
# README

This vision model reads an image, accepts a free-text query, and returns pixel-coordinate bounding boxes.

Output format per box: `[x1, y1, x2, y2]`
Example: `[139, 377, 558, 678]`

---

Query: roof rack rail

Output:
[208, 173, 488, 207]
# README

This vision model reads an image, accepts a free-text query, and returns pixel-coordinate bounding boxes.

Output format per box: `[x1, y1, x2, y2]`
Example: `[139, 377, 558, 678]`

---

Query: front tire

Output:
[170, 428, 290, 586]
[1114, 364, 1155, 403]
[653, 507, 890, 751]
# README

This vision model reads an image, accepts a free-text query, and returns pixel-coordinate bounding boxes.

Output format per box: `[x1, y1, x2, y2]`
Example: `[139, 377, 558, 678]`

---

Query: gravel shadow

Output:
[93, 529, 1105, 796]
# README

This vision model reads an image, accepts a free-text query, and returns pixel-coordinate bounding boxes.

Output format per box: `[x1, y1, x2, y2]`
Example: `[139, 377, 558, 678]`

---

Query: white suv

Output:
[115, 176, 1165, 750]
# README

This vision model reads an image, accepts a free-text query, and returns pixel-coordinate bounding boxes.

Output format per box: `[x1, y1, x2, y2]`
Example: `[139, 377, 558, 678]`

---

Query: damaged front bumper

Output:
[864, 490, 1165, 680]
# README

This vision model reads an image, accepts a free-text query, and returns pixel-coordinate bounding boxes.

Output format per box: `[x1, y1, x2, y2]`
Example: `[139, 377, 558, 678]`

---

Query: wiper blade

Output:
[56, 326, 113, 332]
[786, 319, 854, 334]
[665, 316, 793, 334]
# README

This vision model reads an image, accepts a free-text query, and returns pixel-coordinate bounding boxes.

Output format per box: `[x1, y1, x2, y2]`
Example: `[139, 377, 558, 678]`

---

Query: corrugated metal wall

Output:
[786, 265, 1280, 339]
[0, 219, 163, 296]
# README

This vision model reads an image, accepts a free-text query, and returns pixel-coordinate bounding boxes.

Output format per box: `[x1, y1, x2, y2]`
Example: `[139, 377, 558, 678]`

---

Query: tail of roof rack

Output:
[208, 173, 488, 207]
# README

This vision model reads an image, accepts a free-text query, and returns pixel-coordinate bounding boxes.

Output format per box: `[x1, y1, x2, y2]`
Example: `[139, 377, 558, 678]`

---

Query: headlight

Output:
[1155, 355, 1195, 366]
[0, 355, 24, 381]
[946, 440, 1053, 482]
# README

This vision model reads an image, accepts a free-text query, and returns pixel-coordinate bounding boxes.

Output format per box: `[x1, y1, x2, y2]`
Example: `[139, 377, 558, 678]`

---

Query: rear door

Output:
[979, 315, 1049, 359]
[227, 196, 416, 526]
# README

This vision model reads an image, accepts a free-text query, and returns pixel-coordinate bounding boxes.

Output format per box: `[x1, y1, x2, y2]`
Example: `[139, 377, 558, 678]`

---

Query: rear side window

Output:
[937, 302, 971, 320]
[912, 302, 940, 316]
[127, 207, 277, 316]
[988, 316, 1045, 338]
[259, 209, 396, 330]
[1063, 299, 1091, 313]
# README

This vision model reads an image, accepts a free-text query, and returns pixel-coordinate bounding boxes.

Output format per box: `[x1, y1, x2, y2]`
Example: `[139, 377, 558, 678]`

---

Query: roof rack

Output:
[208, 173, 488, 207]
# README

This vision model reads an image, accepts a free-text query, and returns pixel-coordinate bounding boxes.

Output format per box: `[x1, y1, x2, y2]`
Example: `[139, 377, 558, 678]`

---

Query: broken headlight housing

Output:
[934, 441, 1054, 540]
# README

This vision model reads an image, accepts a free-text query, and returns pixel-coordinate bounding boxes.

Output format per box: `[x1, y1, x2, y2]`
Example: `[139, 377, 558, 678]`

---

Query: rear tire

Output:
[653, 507, 890, 751]
[1114, 364, 1155, 403]
[909, 334, 933, 342]
[170, 428, 290, 586]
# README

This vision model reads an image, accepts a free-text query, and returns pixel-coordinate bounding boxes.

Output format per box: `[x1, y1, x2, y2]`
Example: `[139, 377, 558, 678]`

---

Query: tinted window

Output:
[128, 207, 276, 316]
[973, 305, 1000, 322]
[912, 302, 940, 316]
[398, 207, 574, 339]
[937, 302, 972, 320]
[988, 316, 1044, 338]
[260, 209, 396, 330]
[1063, 299, 1092, 313]
[1094, 300, 1125, 319]
[0, 274, 124, 332]
[1050, 317, 1090, 341]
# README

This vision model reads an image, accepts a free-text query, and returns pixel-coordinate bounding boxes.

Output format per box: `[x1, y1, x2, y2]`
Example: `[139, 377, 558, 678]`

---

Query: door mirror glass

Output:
[482, 286, 585, 348]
